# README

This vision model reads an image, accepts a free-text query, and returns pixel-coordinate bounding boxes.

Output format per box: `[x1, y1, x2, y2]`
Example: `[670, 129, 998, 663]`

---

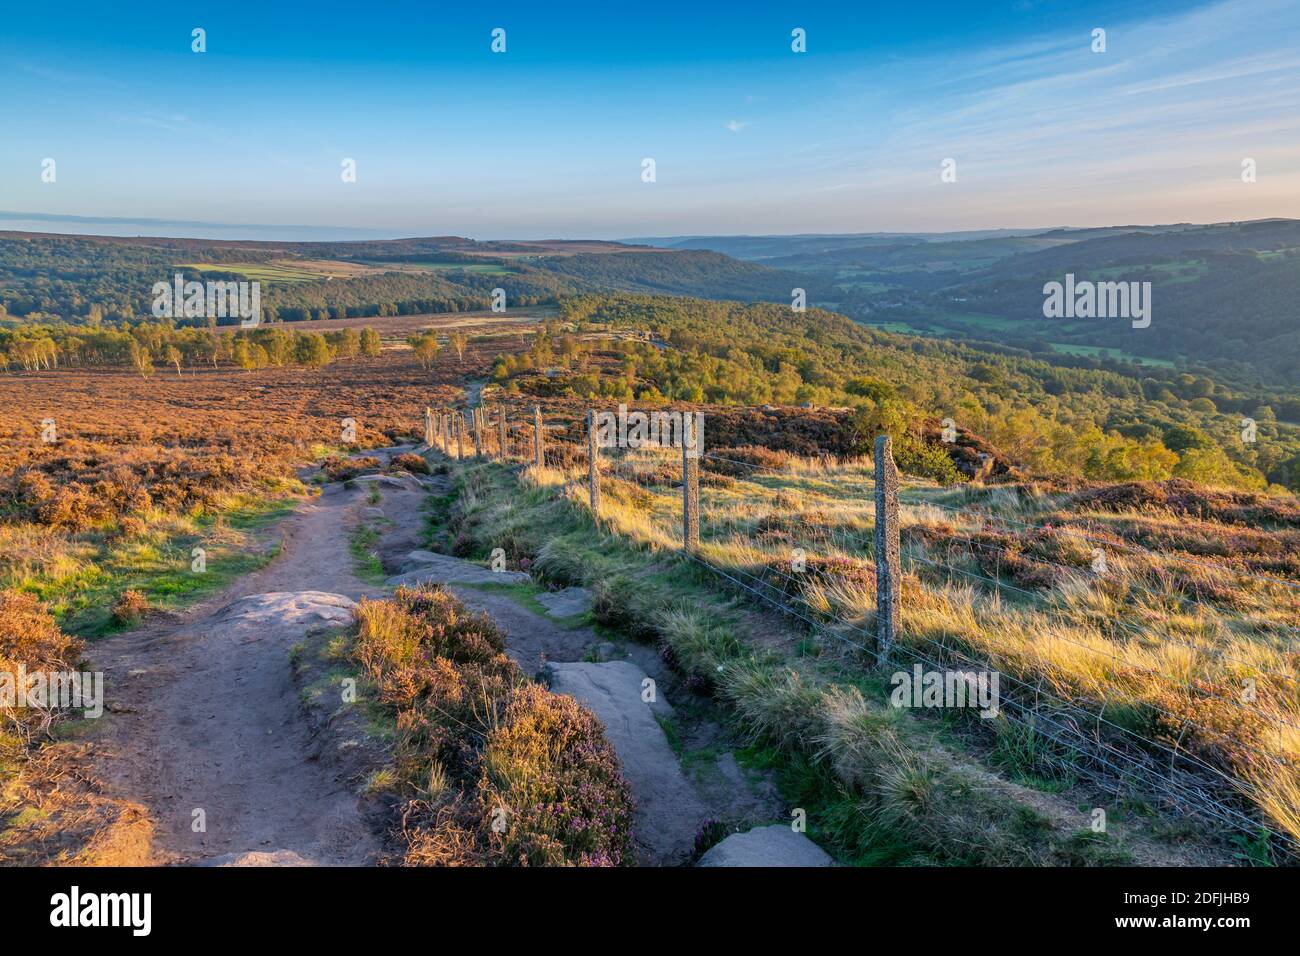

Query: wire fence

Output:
[424, 400, 1300, 857]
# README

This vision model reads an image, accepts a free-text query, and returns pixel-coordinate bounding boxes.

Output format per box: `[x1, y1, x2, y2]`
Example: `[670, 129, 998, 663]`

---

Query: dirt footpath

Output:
[85, 453, 422, 866]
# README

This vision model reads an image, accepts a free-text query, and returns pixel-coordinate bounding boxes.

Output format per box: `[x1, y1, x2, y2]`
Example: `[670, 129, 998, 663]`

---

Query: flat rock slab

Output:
[536, 587, 593, 618]
[546, 660, 674, 718]
[697, 824, 835, 867]
[351, 470, 438, 491]
[351, 474, 417, 490]
[400, 549, 449, 570]
[211, 592, 357, 639]
[390, 551, 530, 586]
[544, 660, 705, 865]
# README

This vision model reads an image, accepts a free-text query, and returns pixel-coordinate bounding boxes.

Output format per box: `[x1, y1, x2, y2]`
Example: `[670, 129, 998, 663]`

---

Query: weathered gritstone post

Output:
[533, 406, 545, 468]
[456, 412, 465, 461]
[498, 407, 508, 460]
[874, 434, 901, 659]
[442, 411, 452, 455]
[682, 413, 702, 551]
[587, 408, 601, 516]
[472, 407, 483, 458]
[424, 407, 435, 448]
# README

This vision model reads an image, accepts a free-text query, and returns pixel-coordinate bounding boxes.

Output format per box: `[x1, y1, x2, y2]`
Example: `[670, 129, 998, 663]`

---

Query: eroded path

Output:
[87, 440, 779, 867]
[86, 448, 427, 866]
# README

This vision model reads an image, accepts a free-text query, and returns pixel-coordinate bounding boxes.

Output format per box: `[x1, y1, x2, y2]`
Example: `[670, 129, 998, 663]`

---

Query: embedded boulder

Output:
[536, 587, 593, 619]
[697, 824, 835, 867]
[211, 592, 357, 640]
[387, 551, 530, 586]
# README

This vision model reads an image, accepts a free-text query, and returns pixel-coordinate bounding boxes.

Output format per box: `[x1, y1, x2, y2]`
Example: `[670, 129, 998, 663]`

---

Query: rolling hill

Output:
[630, 220, 1300, 387]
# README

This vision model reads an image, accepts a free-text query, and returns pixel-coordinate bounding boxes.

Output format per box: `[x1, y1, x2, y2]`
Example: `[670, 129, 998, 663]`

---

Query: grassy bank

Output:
[1, 490, 300, 639]
[432, 455, 1222, 866]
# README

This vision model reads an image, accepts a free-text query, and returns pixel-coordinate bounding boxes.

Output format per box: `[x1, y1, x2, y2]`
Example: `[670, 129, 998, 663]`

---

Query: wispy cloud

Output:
[739, 0, 1300, 231]
[120, 112, 193, 134]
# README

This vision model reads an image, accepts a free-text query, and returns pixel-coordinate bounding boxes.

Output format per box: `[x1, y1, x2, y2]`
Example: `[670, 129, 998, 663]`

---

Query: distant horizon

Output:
[3, 210, 1295, 246]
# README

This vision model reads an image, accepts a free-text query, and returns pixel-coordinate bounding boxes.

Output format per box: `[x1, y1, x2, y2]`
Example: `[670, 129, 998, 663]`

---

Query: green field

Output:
[1046, 342, 1176, 366]
[859, 313, 1019, 337]
[869, 321, 928, 334]
[832, 273, 895, 292]
[177, 262, 323, 283]
[858, 316, 1178, 368]
[1092, 260, 1208, 284]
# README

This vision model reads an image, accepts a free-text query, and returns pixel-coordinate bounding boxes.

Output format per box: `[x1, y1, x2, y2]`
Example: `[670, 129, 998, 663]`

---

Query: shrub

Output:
[533, 539, 606, 588]
[894, 435, 963, 485]
[0, 590, 83, 741]
[479, 683, 634, 866]
[353, 585, 634, 866]
[390, 585, 508, 664]
[391, 453, 431, 475]
[110, 589, 150, 625]
[592, 576, 661, 643]
[691, 818, 731, 861]
[323, 456, 382, 482]
[36, 483, 108, 531]
[121, 515, 150, 538]
[703, 445, 794, 477]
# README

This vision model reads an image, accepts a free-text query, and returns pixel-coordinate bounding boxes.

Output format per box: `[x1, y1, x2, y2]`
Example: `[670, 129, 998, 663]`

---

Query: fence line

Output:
[679, 550, 1284, 848]
[680, 517, 1300, 787]
[419, 401, 1300, 854]
[698, 455, 1300, 759]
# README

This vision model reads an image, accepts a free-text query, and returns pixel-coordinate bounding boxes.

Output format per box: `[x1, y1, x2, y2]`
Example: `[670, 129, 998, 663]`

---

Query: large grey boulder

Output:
[544, 660, 705, 865]
[212, 592, 357, 640]
[697, 824, 834, 867]
[387, 551, 530, 587]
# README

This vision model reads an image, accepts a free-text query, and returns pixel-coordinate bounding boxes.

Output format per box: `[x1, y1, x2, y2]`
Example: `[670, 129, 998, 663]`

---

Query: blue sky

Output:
[2, 0, 1299, 239]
